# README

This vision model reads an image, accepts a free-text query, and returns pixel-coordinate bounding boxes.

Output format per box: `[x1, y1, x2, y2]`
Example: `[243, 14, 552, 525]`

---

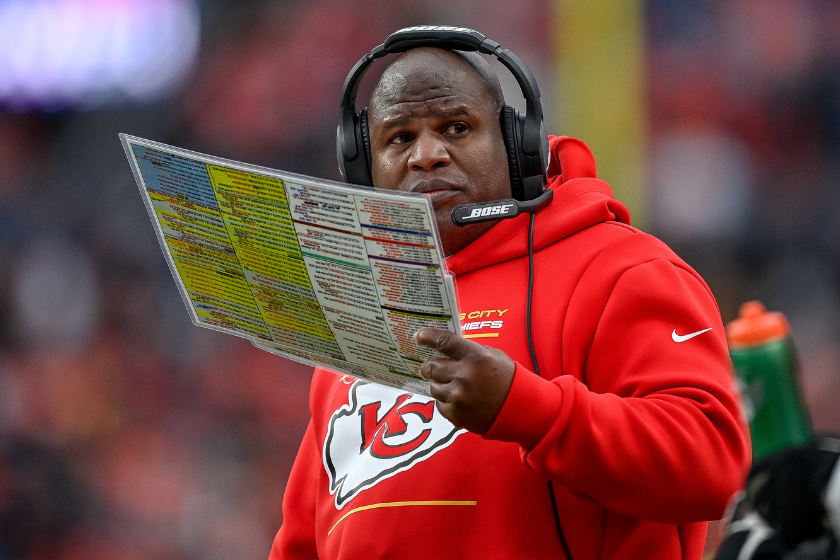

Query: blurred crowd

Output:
[646, 0, 840, 432]
[0, 0, 837, 559]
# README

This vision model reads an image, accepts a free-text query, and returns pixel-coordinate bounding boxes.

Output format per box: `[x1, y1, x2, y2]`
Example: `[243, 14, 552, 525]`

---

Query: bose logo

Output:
[466, 204, 514, 219]
[398, 26, 478, 34]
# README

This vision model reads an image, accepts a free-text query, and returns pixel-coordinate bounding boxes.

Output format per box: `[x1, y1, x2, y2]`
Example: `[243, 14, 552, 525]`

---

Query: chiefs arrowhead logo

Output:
[323, 381, 465, 509]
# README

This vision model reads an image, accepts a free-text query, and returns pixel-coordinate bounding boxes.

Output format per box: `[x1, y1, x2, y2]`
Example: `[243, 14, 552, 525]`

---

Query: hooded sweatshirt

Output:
[270, 136, 750, 560]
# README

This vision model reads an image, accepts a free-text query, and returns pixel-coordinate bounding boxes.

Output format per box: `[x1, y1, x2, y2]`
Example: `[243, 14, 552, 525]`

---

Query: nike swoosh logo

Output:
[672, 328, 712, 343]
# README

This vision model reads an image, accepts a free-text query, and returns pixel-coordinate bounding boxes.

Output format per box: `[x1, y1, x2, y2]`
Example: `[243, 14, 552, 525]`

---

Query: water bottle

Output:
[725, 300, 813, 460]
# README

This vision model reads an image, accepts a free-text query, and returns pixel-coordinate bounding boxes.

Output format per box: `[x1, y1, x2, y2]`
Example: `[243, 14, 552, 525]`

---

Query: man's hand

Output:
[413, 327, 516, 435]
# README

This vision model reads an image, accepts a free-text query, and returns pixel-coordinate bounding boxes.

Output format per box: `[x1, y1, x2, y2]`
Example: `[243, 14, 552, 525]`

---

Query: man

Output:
[270, 41, 749, 560]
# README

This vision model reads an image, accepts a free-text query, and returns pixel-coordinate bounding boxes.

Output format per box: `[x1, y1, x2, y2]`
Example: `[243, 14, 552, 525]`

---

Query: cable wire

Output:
[527, 212, 574, 560]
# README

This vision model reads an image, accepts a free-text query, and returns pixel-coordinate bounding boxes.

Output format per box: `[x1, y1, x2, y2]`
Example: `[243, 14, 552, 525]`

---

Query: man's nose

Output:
[407, 132, 450, 171]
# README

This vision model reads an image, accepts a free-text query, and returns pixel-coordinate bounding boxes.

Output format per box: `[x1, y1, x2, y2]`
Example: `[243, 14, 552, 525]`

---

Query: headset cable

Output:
[527, 212, 574, 560]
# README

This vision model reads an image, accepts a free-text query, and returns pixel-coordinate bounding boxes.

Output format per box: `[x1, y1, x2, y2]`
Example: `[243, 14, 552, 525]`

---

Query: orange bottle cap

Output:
[726, 300, 790, 349]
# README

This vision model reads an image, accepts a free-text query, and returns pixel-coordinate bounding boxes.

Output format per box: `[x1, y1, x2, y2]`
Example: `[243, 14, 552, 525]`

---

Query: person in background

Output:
[714, 438, 840, 560]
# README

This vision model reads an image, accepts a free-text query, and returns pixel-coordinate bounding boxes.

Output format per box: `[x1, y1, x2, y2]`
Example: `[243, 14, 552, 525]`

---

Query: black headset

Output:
[337, 26, 550, 206]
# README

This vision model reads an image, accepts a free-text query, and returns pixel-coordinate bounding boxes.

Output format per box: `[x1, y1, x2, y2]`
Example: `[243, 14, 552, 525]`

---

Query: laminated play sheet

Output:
[121, 134, 460, 396]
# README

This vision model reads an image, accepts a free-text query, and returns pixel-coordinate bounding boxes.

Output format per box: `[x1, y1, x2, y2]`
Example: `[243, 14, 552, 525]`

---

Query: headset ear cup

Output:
[500, 105, 523, 199]
[359, 108, 373, 185]
[339, 108, 373, 186]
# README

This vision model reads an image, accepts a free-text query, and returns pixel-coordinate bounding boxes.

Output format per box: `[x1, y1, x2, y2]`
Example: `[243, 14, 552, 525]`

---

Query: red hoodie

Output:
[270, 136, 750, 560]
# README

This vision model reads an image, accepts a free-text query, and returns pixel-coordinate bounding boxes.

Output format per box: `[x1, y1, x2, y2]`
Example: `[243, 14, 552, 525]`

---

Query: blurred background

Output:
[0, 0, 838, 558]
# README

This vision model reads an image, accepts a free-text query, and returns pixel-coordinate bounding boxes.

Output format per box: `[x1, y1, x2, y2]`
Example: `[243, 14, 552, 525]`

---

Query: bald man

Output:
[270, 45, 749, 560]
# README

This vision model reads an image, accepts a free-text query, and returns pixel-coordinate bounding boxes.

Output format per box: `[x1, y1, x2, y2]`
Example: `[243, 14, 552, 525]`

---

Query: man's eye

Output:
[390, 133, 413, 144]
[444, 123, 469, 136]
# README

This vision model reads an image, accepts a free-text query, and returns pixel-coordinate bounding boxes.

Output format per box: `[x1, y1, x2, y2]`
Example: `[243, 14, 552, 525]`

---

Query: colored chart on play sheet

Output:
[122, 135, 459, 395]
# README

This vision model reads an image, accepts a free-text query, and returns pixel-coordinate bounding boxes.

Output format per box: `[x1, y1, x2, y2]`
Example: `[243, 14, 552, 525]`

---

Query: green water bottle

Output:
[726, 301, 813, 461]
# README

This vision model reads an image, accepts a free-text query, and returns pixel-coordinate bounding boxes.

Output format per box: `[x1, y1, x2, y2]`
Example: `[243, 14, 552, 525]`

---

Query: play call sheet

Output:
[122, 135, 459, 395]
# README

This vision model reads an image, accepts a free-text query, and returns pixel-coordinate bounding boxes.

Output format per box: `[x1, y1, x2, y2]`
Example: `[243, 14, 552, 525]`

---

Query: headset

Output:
[336, 25, 554, 227]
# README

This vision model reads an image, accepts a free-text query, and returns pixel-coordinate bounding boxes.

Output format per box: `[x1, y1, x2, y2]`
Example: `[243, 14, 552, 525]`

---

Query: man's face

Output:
[367, 49, 511, 256]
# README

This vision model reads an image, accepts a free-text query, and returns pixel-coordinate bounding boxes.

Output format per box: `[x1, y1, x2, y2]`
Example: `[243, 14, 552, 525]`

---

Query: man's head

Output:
[366, 48, 511, 256]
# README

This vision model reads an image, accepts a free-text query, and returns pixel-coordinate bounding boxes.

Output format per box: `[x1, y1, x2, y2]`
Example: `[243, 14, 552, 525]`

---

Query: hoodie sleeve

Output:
[484, 257, 751, 524]
[269, 421, 320, 560]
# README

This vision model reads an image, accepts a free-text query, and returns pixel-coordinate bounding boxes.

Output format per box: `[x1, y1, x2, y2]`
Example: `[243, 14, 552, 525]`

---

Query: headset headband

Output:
[338, 26, 545, 162]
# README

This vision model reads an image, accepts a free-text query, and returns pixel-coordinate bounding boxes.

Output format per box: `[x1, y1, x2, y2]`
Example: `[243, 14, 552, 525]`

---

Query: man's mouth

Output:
[411, 180, 461, 206]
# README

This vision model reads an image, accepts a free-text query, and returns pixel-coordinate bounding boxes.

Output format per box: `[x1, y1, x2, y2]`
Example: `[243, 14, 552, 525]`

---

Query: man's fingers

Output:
[427, 379, 453, 405]
[414, 327, 515, 434]
[419, 358, 455, 384]
[413, 328, 474, 360]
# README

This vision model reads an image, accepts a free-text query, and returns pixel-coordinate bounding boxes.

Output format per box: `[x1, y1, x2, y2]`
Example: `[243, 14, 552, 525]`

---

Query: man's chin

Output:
[427, 189, 462, 210]
[433, 203, 458, 233]
[435, 212, 500, 257]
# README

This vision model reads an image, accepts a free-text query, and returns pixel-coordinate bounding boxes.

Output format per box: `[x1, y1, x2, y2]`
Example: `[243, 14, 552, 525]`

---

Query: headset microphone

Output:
[337, 26, 551, 228]
[450, 189, 553, 226]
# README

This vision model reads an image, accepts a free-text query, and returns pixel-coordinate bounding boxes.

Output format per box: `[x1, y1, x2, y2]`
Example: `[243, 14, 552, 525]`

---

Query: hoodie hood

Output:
[446, 136, 631, 276]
